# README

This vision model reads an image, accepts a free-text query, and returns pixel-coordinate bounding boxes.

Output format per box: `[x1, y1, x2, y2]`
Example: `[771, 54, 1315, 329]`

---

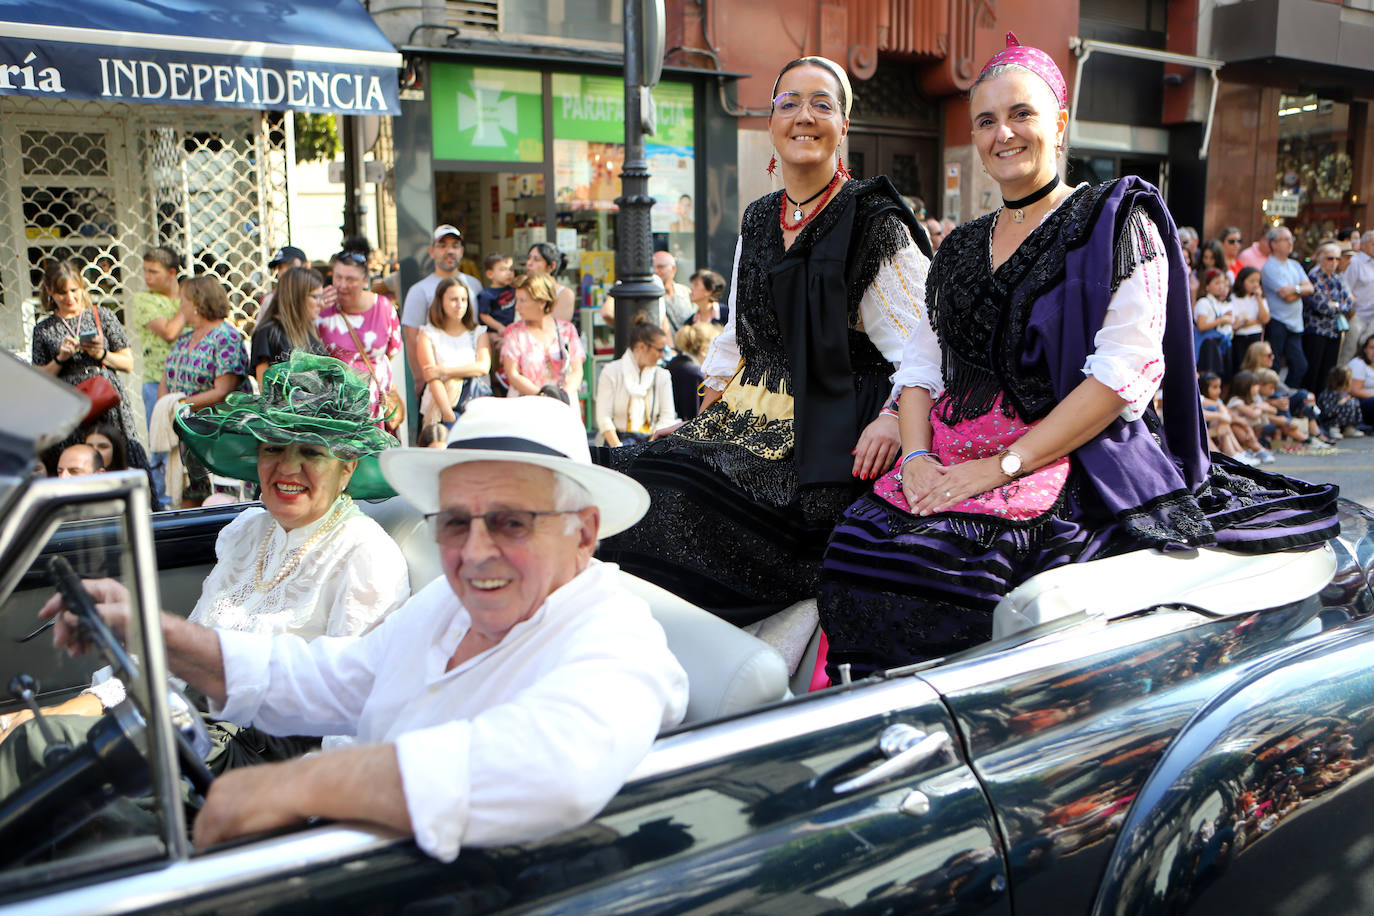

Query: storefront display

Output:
[1273, 94, 1354, 256]
[429, 62, 696, 300]
[425, 61, 699, 430]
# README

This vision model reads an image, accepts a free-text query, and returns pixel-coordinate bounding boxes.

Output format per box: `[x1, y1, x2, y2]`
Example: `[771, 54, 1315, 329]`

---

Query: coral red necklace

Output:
[780, 170, 843, 231]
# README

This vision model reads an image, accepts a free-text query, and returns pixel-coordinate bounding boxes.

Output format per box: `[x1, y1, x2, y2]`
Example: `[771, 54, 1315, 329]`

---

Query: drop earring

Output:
[767, 154, 778, 176]
[837, 157, 851, 180]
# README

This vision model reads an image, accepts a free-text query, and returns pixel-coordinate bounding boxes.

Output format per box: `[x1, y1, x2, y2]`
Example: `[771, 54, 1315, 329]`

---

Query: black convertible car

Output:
[1, 355, 1373, 915]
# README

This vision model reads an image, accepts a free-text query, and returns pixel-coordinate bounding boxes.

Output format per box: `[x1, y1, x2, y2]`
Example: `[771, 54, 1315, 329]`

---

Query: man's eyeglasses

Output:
[426, 508, 579, 547]
[333, 251, 368, 266]
[1224, 237, 1242, 245]
[772, 91, 840, 119]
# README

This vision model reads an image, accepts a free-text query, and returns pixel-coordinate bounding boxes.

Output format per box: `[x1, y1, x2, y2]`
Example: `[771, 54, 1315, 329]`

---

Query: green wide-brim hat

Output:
[175, 351, 399, 500]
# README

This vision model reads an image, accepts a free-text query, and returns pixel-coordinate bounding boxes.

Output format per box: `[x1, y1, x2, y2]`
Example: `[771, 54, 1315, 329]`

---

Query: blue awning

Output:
[0, 0, 402, 115]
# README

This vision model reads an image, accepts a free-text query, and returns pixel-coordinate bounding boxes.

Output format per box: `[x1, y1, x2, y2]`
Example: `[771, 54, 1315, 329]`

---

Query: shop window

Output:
[1275, 93, 1353, 257]
[550, 74, 695, 308]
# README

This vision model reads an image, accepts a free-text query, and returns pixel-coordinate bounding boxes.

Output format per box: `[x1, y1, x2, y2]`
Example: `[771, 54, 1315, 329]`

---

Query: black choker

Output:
[1003, 176, 1060, 223]
[785, 181, 832, 222]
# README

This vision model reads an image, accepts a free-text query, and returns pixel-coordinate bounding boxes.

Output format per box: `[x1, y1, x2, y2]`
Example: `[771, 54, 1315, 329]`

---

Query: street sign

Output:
[1262, 194, 1300, 218]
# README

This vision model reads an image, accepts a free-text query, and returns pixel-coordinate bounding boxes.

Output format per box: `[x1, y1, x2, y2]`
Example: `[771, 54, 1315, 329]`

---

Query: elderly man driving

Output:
[42, 396, 688, 861]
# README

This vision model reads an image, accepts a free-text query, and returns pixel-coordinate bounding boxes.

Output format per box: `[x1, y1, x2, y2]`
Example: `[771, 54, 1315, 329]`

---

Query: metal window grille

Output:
[0, 97, 289, 365]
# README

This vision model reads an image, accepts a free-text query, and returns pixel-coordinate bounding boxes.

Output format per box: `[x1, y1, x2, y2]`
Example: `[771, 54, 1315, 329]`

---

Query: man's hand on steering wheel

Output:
[39, 578, 131, 658]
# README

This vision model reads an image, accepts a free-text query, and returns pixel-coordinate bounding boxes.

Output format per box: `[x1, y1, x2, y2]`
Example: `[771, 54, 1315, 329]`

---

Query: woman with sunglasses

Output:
[594, 56, 933, 624]
[1221, 228, 1245, 280]
[31, 259, 149, 477]
[1302, 241, 1355, 392]
[316, 250, 402, 423]
[250, 265, 329, 387]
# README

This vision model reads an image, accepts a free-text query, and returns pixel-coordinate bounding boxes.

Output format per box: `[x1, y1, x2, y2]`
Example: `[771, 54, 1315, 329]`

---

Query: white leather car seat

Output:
[617, 572, 790, 724]
[358, 496, 444, 590]
[357, 496, 790, 725]
[992, 543, 1337, 639]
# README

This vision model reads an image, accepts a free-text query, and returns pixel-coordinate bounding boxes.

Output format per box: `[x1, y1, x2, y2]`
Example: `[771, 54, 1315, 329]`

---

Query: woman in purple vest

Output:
[817, 35, 1338, 680]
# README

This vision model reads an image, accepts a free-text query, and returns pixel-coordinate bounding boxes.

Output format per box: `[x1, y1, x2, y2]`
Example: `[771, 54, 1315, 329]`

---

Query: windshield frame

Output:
[0, 470, 189, 861]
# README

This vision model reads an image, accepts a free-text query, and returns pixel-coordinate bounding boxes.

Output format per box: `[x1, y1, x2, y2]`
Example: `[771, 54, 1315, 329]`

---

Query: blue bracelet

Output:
[900, 449, 937, 467]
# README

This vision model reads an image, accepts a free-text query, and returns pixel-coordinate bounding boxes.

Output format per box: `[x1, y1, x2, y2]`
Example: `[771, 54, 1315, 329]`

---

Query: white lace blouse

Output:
[188, 498, 411, 641]
[88, 496, 411, 710]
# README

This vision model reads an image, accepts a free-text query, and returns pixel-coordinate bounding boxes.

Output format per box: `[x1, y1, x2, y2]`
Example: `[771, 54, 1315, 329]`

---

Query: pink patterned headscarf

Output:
[978, 32, 1067, 110]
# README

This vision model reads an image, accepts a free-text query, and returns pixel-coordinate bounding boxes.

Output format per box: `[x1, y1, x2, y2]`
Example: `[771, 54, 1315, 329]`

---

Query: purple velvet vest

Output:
[1023, 177, 1213, 538]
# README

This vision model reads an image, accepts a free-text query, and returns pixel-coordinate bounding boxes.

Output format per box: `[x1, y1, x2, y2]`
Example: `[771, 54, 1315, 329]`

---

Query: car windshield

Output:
[0, 477, 170, 889]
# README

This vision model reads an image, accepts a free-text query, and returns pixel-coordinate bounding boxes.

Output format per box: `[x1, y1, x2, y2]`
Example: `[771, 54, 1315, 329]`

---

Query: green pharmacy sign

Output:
[431, 63, 544, 162]
[553, 75, 693, 147]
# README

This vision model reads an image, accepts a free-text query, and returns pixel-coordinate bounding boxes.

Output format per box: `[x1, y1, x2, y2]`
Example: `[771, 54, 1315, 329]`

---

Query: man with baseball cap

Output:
[260, 246, 309, 313]
[41, 396, 688, 862]
[402, 225, 484, 401]
[268, 246, 308, 277]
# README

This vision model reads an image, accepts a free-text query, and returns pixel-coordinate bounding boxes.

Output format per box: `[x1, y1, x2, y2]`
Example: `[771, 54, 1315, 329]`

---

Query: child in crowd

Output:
[1316, 365, 1366, 440]
[1236, 369, 1313, 448]
[1256, 367, 1331, 445]
[1230, 268, 1269, 379]
[1229, 371, 1285, 448]
[477, 253, 516, 337]
[1193, 268, 1234, 379]
[1199, 371, 1266, 465]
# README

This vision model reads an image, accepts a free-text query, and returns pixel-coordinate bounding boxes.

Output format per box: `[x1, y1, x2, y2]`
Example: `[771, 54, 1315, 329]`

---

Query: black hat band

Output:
[447, 437, 568, 459]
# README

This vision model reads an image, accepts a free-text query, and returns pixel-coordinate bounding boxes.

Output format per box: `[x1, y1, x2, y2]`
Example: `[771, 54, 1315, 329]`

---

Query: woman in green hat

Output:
[170, 351, 409, 644]
[1, 352, 410, 769]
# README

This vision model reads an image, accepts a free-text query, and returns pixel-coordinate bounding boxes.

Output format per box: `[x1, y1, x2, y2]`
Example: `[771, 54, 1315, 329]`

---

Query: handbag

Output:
[456, 375, 493, 415]
[343, 315, 405, 434]
[74, 306, 121, 424]
[454, 329, 493, 414]
[76, 374, 120, 425]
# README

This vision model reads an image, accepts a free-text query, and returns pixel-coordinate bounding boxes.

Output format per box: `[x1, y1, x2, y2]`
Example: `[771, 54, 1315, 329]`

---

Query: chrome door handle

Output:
[833, 724, 951, 795]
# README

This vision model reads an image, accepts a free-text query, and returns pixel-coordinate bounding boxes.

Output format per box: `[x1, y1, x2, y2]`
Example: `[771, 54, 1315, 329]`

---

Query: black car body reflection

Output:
[0, 468, 1372, 914]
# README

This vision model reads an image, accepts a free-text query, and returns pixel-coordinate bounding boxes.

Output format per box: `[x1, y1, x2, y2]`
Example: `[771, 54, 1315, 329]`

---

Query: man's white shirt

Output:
[213, 560, 688, 862]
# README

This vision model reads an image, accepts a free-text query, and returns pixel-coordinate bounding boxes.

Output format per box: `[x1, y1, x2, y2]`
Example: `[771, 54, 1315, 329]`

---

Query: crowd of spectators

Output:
[1179, 223, 1374, 464]
[24, 203, 1374, 505]
[22, 213, 738, 506]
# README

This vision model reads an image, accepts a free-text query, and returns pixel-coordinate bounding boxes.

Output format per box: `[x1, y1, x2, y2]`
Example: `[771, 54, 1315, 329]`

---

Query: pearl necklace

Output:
[252, 495, 352, 593]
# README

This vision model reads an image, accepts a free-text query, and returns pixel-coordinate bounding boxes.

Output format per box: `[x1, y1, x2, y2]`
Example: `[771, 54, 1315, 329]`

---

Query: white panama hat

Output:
[379, 397, 650, 537]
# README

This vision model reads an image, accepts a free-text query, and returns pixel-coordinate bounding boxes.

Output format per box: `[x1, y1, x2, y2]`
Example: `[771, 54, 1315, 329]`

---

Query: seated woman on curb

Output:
[0, 352, 411, 773]
[595, 319, 678, 447]
[417, 277, 492, 428]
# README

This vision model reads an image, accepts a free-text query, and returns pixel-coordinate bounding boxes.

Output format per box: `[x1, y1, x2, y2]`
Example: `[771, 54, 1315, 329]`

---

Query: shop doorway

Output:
[845, 132, 941, 215]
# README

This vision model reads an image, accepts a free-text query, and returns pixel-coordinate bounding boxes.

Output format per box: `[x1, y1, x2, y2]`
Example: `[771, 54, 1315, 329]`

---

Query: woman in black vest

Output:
[595, 56, 934, 624]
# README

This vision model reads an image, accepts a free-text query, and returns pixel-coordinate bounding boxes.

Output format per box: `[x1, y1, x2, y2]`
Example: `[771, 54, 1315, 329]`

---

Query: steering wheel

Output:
[0, 558, 219, 863]
[46, 555, 216, 796]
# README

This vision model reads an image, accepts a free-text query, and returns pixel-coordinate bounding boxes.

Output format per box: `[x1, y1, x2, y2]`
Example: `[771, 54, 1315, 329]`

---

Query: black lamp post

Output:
[612, 0, 666, 356]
